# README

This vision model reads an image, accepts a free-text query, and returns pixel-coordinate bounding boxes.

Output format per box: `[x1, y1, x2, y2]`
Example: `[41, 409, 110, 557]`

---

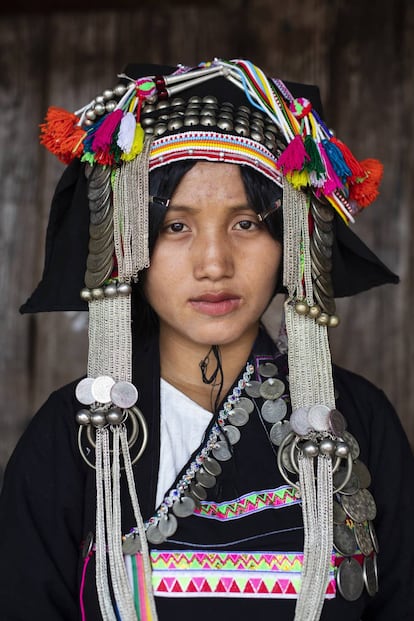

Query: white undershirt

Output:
[156, 379, 213, 508]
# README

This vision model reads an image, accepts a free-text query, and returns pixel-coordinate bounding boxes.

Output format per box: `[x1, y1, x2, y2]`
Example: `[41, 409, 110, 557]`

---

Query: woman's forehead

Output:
[171, 161, 248, 204]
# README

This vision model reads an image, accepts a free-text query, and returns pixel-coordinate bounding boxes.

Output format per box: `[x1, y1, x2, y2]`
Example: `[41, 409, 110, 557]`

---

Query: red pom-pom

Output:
[348, 158, 384, 207]
[39, 106, 85, 164]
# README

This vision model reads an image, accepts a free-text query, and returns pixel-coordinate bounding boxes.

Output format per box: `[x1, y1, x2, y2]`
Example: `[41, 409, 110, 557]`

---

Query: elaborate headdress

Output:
[22, 59, 398, 621]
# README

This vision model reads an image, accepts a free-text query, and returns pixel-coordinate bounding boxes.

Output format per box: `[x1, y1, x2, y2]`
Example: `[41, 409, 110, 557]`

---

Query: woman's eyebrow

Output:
[166, 203, 254, 214]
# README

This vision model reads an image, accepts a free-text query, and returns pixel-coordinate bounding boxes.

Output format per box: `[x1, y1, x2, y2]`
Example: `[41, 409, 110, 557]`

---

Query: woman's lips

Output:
[189, 293, 242, 316]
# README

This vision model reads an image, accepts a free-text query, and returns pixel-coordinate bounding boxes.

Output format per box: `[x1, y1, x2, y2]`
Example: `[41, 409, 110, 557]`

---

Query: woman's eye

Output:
[165, 222, 188, 233]
[234, 219, 259, 231]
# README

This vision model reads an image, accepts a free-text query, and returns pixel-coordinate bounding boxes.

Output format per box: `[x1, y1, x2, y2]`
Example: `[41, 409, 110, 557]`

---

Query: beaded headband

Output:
[33, 58, 392, 621]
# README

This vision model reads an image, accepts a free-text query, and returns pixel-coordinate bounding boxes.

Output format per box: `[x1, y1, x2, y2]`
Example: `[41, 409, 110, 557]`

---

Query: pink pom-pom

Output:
[289, 98, 312, 120]
[135, 77, 157, 99]
[277, 134, 309, 173]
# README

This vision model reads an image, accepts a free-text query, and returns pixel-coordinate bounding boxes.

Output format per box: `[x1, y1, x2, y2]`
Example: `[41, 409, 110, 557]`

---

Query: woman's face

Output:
[144, 162, 282, 351]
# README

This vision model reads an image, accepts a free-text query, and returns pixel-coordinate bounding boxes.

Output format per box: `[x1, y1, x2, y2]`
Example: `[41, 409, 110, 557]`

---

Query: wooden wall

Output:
[1, 0, 413, 477]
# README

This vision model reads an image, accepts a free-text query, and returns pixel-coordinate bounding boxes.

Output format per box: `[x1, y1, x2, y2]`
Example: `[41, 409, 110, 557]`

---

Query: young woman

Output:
[0, 59, 413, 621]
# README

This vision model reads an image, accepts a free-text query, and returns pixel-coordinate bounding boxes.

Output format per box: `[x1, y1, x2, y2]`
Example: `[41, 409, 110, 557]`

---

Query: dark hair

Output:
[132, 161, 283, 339]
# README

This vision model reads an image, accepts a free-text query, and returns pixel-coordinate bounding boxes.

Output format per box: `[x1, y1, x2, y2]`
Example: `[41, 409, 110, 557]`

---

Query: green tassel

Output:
[304, 135, 325, 176]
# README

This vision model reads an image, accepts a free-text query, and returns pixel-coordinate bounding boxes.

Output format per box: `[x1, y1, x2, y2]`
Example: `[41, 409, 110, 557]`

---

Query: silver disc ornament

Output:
[110, 380, 138, 409]
[336, 557, 364, 601]
[333, 523, 358, 556]
[260, 378, 285, 400]
[76, 377, 95, 405]
[228, 406, 249, 427]
[92, 375, 115, 404]
[158, 513, 178, 538]
[261, 398, 287, 423]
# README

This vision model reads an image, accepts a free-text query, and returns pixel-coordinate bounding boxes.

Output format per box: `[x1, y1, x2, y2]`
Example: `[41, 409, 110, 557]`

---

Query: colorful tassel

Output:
[304, 135, 325, 176]
[39, 106, 86, 164]
[91, 109, 124, 153]
[117, 111, 137, 153]
[349, 158, 383, 207]
[121, 123, 145, 161]
[277, 134, 309, 173]
[286, 169, 310, 190]
[330, 137, 365, 179]
[319, 143, 343, 195]
[321, 138, 351, 181]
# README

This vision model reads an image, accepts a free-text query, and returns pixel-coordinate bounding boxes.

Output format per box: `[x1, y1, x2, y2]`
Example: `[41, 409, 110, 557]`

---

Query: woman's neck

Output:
[159, 325, 259, 412]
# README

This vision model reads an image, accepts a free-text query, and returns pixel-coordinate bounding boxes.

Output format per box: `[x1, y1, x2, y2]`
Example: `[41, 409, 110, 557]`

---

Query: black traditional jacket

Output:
[0, 327, 413, 620]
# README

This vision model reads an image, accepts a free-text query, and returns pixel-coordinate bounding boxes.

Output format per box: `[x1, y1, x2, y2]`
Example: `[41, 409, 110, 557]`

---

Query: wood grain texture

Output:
[0, 1, 412, 475]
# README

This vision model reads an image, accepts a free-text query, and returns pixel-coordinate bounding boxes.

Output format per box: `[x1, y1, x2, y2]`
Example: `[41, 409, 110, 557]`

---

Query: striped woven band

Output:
[149, 130, 283, 186]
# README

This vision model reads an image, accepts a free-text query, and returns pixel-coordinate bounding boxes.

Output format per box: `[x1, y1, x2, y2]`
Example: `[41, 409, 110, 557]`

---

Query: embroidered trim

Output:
[147, 550, 336, 599]
[149, 131, 283, 186]
[194, 485, 300, 521]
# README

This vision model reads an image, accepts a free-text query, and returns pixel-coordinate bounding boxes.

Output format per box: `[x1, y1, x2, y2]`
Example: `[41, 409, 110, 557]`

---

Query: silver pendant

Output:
[261, 398, 287, 423]
[336, 557, 364, 601]
[172, 495, 196, 518]
[258, 361, 278, 377]
[333, 523, 358, 556]
[259, 378, 285, 400]
[158, 513, 178, 538]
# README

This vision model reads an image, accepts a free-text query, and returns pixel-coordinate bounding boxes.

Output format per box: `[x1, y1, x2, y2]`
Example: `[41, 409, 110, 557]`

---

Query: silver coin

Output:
[313, 286, 336, 315]
[333, 499, 347, 524]
[260, 378, 285, 400]
[196, 468, 216, 489]
[88, 229, 113, 254]
[122, 534, 141, 555]
[190, 481, 207, 501]
[342, 431, 360, 460]
[336, 557, 364, 601]
[110, 381, 138, 409]
[310, 239, 333, 273]
[228, 407, 249, 427]
[261, 398, 287, 423]
[354, 522, 373, 556]
[342, 489, 376, 523]
[91, 375, 115, 404]
[269, 420, 292, 446]
[329, 408, 347, 436]
[172, 495, 196, 518]
[368, 520, 379, 553]
[86, 244, 114, 273]
[75, 377, 95, 405]
[245, 380, 262, 398]
[223, 424, 241, 445]
[333, 523, 358, 556]
[311, 201, 334, 223]
[237, 397, 254, 414]
[90, 199, 112, 226]
[84, 262, 114, 289]
[290, 406, 311, 436]
[334, 468, 360, 495]
[158, 513, 178, 538]
[363, 555, 378, 596]
[359, 489, 377, 521]
[212, 440, 232, 462]
[308, 404, 330, 432]
[352, 460, 372, 489]
[281, 444, 296, 474]
[258, 361, 278, 377]
[89, 211, 113, 240]
[202, 456, 222, 477]
[146, 523, 165, 544]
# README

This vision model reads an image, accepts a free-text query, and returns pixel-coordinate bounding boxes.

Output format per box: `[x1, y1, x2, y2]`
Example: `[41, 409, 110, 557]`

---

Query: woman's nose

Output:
[192, 229, 235, 281]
